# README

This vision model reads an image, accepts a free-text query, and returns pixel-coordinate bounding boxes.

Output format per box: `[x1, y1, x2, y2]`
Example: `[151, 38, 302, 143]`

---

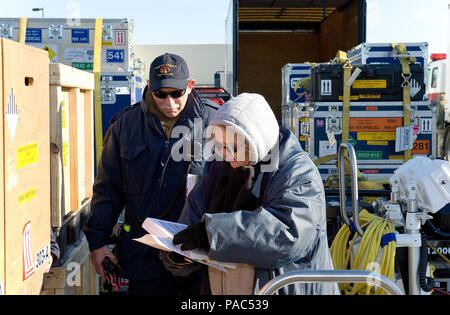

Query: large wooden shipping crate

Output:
[49, 63, 94, 229]
[0, 38, 51, 294]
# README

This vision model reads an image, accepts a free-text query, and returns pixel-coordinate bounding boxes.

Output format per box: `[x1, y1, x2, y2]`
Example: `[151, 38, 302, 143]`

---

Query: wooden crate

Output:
[0, 37, 4, 296]
[0, 38, 51, 294]
[42, 236, 99, 295]
[49, 63, 94, 228]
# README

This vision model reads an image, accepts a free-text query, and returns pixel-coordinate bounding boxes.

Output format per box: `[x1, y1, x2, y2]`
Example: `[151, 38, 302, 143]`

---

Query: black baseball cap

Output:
[149, 53, 189, 91]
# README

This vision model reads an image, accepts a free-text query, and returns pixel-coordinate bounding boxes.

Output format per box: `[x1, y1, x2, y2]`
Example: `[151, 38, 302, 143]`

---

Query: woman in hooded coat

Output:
[166, 93, 339, 295]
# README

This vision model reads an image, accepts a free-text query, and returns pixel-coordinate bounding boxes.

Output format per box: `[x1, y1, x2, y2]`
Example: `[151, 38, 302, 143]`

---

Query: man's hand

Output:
[91, 245, 118, 283]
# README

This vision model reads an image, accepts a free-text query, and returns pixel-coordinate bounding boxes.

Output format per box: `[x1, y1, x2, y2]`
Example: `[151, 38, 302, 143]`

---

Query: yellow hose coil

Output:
[330, 209, 397, 295]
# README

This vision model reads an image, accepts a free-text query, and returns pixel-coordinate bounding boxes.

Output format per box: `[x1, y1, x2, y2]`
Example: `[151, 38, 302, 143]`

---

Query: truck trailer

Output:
[224, 0, 366, 120]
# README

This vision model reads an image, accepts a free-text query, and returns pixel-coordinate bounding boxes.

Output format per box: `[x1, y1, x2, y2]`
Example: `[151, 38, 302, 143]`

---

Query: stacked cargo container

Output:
[282, 42, 434, 182]
[0, 18, 144, 143]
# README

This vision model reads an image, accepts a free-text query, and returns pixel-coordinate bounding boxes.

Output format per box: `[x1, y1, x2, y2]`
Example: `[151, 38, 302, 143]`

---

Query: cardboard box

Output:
[49, 63, 94, 228]
[0, 38, 51, 294]
[42, 236, 98, 295]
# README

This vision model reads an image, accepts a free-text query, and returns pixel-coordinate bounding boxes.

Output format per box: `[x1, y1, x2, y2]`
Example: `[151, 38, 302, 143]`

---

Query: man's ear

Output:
[187, 79, 196, 91]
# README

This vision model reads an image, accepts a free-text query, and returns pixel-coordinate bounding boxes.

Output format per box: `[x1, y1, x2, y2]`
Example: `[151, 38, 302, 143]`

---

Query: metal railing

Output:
[258, 270, 404, 295]
[338, 143, 364, 236]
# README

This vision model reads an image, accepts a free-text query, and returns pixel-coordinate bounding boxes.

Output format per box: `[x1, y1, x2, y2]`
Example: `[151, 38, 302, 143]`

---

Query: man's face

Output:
[151, 79, 196, 118]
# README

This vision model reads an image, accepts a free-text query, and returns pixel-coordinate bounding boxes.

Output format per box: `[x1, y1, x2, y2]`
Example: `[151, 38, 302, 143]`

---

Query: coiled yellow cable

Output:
[330, 209, 397, 295]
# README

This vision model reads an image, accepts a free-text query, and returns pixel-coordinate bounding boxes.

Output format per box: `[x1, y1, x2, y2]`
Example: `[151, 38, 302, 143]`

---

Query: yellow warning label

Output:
[102, 41, 113, 46]
[62, 142, 68, 167]
[299, 136, 306, 141]
[359, 94, 381, 99]
[300, 117, 309, 122]
[42, 45, 56, 61]
[61, 101, 67, 129]
[338, 95, 359, 101]
[389, 155, 404, 160]
[353, 80, 387, 89]
[18, 188, 36, 206]
[17, 143, 38, 169]
[358, 132, 396, 141]
[367, 141, 389, 146]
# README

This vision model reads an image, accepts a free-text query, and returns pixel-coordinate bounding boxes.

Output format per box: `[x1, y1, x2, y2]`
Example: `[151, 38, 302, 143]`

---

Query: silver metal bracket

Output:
[102, 24, 114, 42]
[48, 24, 64, 40]
[0, 24, 14, 39]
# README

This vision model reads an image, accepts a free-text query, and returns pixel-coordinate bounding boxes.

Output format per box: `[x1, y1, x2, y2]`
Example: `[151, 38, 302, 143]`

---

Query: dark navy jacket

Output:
[84, 87, 218, 280]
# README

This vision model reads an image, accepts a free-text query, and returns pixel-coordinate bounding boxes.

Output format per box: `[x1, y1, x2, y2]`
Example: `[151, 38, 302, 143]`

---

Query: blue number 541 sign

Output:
[106, 49, 124, 63]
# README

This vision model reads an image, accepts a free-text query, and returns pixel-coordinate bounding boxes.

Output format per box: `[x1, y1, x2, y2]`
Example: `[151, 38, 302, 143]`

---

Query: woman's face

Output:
[212, 125, 250, 168]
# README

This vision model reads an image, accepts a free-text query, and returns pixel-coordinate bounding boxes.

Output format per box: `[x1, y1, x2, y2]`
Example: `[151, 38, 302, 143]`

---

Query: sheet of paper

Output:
[135, 217, 236, 272]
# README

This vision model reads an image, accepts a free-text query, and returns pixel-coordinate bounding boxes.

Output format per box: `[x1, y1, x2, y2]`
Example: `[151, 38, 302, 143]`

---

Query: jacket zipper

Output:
[159, 116, 190, 190]
[160, 140, 171, 189]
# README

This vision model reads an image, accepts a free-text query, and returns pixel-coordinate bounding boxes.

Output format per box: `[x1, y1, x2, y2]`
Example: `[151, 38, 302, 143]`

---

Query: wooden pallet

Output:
[49, 63, 94, 229]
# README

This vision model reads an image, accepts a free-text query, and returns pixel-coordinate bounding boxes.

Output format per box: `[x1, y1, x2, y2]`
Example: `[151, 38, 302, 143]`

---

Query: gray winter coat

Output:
[178, 125, 339, 295]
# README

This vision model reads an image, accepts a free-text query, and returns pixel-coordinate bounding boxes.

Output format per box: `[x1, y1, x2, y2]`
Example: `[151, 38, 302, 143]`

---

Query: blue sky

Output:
[2, 0, 448, 55]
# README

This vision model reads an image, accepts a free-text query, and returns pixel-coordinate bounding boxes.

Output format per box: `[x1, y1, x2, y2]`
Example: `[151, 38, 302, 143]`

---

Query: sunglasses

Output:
[152, 89, 187, 99]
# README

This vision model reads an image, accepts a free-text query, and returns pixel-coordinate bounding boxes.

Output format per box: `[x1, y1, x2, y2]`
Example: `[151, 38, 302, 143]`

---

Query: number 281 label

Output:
[412, 140, 430, 155]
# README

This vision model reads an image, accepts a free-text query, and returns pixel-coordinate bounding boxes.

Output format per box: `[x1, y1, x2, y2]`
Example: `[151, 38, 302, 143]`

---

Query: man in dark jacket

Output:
[83, 53, 218, 295]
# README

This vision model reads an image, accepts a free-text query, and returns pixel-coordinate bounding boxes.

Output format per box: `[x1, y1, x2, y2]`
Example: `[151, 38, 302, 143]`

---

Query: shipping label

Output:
[71, 29, 89, 43]
[6, 88, 19, 140]
[106, 49, 125, 63]
[320, 80, 332, 95]
[389, 155, 404, 160]
[61, 101, 67, 129]
[356, 151, 383, 160]
[412, 140, 430, 155]
[350, 117, 402, 132]
[353, 80, 387, 89]
[367, 141, 388, 146]
[420, 118, 432, 134]
[62, 142, 69, 167]
[319, 140, 337, 157]
[338, 95, 359, 101]
[64, 47, 94, 62]
[359, 94, 381, 99]
[358, 132, 396, 141]
[23, 221, 35, 280]
[72, 62, 93, 71]
[18, 188, 36, 206]
[35, 244, 50, 270]
[114, 30, 127, 46]
[25, 29, 42, 43]
[17, 143, 38, 169]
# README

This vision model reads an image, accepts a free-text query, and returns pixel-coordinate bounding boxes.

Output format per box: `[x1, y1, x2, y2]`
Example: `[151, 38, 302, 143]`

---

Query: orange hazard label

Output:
[349, 117, 403, 132]
[412, 140, 430, 155]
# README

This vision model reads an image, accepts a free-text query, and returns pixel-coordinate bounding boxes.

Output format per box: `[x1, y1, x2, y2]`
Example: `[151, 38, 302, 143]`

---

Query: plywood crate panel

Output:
[0, 37, 4, 296]
[1, 38, 51, 295]
[42, 236, 98, 295]
[49, 63, 94, 228]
